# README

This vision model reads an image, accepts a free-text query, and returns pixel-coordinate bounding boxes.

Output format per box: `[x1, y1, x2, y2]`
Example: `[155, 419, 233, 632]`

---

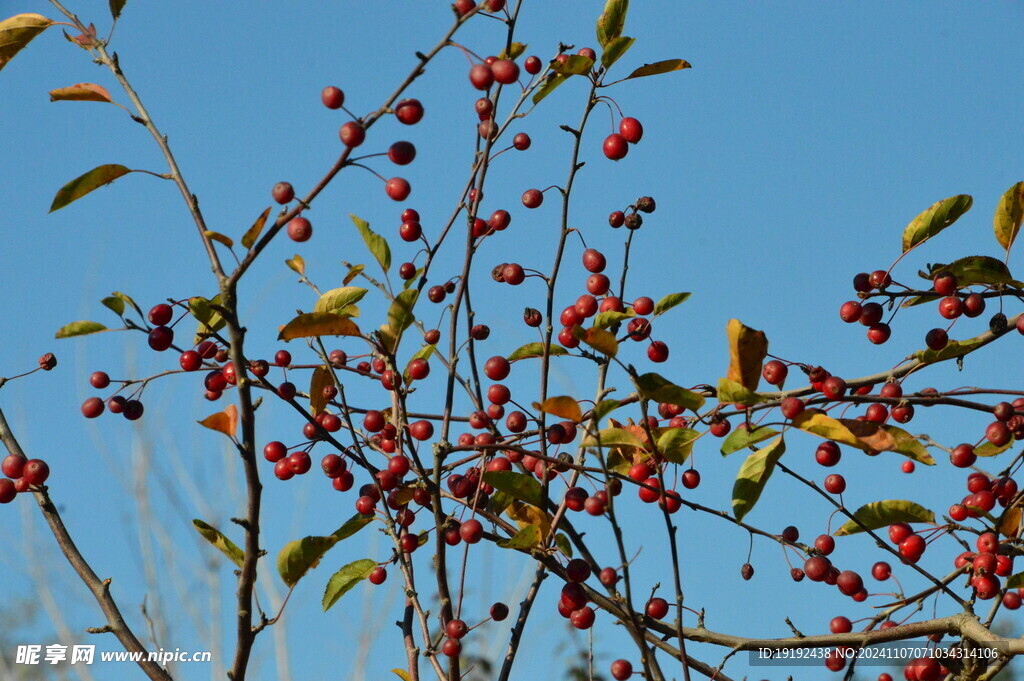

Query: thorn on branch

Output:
[416, 51, 428, 61]
[559, 124, 580, 137]
[85, 625, 113, 634]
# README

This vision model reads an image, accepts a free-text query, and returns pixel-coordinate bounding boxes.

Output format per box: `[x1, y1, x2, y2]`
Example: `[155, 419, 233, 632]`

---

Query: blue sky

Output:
[1, 1, 1023, 680]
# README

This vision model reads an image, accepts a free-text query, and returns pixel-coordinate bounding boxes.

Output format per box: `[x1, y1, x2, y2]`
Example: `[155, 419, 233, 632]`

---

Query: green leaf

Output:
[380, 289, 418, 353]
[189, 295, 226, 343]
[1008, 572, 1024, 589]
[386, 289, 418, 336]
[498, 42, 526, 60]
[879, 425, 936, 465]
[534, 396, 583, 422]
[0, 14, 53, 73]
[555, 533, 573, 557]
[635, 373, 705, 410]
[351, 214, 391, 273]
[582, 426, 645, 450]
[716, 378, 765, 406]
[241, 206, 271, 249]
[901, 194, 973, 253]
[285, 254, 305, 276]
[551, 55, 594, 76]
[314, 287, 368, 314]
[626, 59, 691, 80]
[192, 519, 244, 568]
[914, 336, 986, 364]
[101, 295, 125, 316]
[48, 82, 113, 104]
[49, 164, 133, 213]
[592, 309, 634, 329]
[508, 342, 569, 361]
[532, 72, 568, 105]
[589, 399, 623, 424]
[732, 437, 786, 522]
[277, 536, 336, 587]
[721, 424, 780, 456]
[600, 35, 635, 70]
[488, 490, 514, 515]
[834, 500, 936, 536]
[55, 320, 107, 338]
[652, 292, 691, 317]
[994, 181, 1024, 252]
[929, 255, 1015, 287]
[109, 0, 126, 20]
[657, 427, 700, 464]
[278, 312, 361, 342]
[483, 471, 543, 507]
[343, 263, 364, 286]
[573, 325, 618, 357]
[976, 437, 1014, 458]
[498, 524, 542, 550]
[330, 513, 375, 543]
[111, 291, 142, 318]
[322, 559, 376, 611]
[596, 0, 628, 47]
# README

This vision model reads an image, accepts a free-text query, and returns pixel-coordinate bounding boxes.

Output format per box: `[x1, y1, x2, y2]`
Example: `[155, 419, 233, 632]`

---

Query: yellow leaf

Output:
[285, 254, 305, 276]
[506, 500, 551, 536]
[198, 404, 238, 438]
[204, 230, 234, 248]
[392, 670, 413, 681]
[0, 14, 53, 73]
[725, 319, 768, 390]
[278, 312, 361, 341]
[533, 396, 583, 422]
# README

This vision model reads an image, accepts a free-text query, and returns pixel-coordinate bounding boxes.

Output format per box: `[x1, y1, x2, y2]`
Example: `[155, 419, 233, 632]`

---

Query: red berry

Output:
[491, 59, 519, 84]
[823, 474, 846, 494]
[81, 396, 105, 418]
[287, 217, 312, 242]
[22, 459, 49, 485]
[647, 340, 669, 363]
[645, 597, 669, 619]
[603, 134, 629, 160]
[522, 188, 543, 208]
[321, 86, 344, 109]
[619, 117, 643, 143]
[395, 99, 424, 125]
[388, 141, 416, 165]
[339, 121, 365, 147]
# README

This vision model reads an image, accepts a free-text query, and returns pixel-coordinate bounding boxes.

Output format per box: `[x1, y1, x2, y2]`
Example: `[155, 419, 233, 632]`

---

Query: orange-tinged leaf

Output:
[242, 206, 271, 249]
[198, 404, 238, 438]
[0, 14, 53, 73]
[838, 418, 896, 452]
[999, 506, 1022, 538]
[278, 312, 361, 341]
[533, 396, 583, 422]
[725, 319, 768, 390]
[49, 82, 113, 103]
[309, 365, 335, 416]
